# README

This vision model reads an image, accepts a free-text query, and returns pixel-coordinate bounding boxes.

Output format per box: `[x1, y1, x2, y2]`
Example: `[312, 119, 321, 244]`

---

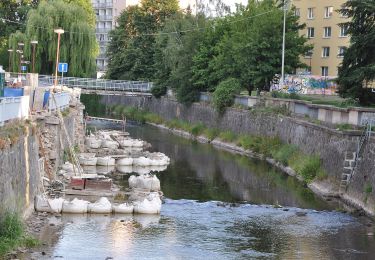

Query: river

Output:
[45, 123, 374, 259]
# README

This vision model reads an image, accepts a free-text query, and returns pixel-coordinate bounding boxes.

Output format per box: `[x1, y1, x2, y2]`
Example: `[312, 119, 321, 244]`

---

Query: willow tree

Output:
[9, 0, 98, 77]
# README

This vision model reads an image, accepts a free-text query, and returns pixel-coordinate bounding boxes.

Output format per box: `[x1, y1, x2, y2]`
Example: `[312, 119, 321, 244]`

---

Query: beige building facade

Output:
[292, 0, 350, 77]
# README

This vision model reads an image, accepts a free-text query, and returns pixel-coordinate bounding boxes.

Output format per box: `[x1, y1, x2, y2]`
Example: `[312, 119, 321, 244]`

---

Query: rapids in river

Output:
[43, 123, 375, 259]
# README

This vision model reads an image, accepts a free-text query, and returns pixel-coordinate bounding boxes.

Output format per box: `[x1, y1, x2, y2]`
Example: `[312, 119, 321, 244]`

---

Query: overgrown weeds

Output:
[0, 212, 39, 257]
[0, 120, 27, 150]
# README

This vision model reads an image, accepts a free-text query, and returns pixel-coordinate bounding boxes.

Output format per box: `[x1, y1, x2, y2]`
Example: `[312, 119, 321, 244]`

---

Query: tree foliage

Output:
[106, 0, 179, 80]
[337, 0, 375, 105]
[8, 0, 98, 76]
[213, 78, 241, 113]
[107, 0, 309, 104]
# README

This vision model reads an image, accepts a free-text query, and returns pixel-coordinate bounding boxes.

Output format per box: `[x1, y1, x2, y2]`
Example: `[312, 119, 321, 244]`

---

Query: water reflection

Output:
[48, 123, 375, 259]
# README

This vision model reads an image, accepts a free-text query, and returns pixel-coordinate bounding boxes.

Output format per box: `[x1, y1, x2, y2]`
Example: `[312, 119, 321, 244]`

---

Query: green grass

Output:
[288, 154, 322, 183]
[203, 128, 220, 141]
[190, 123, 206, 136]
[271, 144, 298, 166]
[336, 123, 354, 131]
[218, 131, 237, 143]
[0, 212, 39, 257]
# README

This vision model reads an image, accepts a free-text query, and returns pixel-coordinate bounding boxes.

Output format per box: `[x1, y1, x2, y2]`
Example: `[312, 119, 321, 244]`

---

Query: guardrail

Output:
[38, 75, 153, 93]
[0, 96, 30, 126]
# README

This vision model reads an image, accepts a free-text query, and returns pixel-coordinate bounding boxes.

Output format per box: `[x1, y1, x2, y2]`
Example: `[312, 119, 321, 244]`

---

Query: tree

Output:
[106, 0, 179, 80]
[194, 0, 309, 95]
[8, 0, 98, 76]
[337, 0, 375, 105]
[0, 0, 39, 70]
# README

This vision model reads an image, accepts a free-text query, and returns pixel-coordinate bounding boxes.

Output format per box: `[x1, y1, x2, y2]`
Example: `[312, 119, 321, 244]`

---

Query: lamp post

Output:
[281, 0, 289, 87]
[54, 28, 64, 90]
[17, 42, 25, 74]
[7, 49, 13, 72]
[30, 40, 38, 73]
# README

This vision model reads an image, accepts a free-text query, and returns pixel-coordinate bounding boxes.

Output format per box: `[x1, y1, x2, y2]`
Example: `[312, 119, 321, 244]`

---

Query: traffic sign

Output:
[58, 63, 68, 73]
[21, 66, 27, 71]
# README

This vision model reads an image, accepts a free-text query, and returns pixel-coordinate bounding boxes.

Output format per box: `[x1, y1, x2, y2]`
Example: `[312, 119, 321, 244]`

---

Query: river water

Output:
[47, 123, 374, 259]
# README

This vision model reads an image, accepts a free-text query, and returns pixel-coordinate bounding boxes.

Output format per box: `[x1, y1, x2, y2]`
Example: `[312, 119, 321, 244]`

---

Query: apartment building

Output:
[292, 0, 350, 77]
[92, 0, 197, 73]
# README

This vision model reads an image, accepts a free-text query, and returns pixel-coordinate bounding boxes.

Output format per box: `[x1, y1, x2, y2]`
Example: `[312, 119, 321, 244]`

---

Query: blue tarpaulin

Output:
[43, 91, 50, 108]
[4, 87, 24, 97]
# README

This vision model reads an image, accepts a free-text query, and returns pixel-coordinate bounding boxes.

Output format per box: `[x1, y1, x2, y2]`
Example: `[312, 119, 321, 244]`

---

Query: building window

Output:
[323, 27, 332, 38]
[322, 47, 330, 58]
[324, 6, 333, 18]
[338, 46, 347, 57]
[308, 8, 314, 19]
[340, 5, 349, 18]
[340, 24, 349, 37]
[294, 8, 300, 17]
[321, 66, 329, 76]
[307, 27, 315, 38]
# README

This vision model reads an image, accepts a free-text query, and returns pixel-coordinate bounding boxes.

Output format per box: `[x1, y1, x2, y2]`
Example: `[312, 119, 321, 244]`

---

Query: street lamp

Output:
[7, 49, 13, 72]
[54, 28, 64, 89]
[30, 40, 38, 73]
[17, 43, 25, 73]
[281, 0, 289, 87]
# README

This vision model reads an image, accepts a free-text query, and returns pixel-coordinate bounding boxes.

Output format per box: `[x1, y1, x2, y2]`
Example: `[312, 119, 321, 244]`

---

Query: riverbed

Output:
[37, 123, 375, 259]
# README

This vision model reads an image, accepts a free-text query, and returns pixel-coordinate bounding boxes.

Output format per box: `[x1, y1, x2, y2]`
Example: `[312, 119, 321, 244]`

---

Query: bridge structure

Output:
[38, 75, 153, 96]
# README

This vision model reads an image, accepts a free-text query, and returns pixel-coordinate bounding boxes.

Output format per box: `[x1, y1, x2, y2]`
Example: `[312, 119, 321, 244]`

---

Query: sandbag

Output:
[133, 157, 153, 167]
[128, 175, 160, 191]
[48, 198, 65, 213]
[35, 195, 64, 213]
[117, 157, 133, 166]
[133, 192, 162, 214]
[62, 198, 89, 213]
[62, 162, 74, 172]
[88, 197, 112, 214]
[113, 202, 134, 214]
[97, 156, 116, 166]
[102, 140, 119, 149]
[85, 137, 102, 149]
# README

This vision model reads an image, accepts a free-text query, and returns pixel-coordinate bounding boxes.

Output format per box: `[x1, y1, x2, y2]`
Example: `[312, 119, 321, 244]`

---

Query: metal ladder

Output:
[340, 121, 373, 192]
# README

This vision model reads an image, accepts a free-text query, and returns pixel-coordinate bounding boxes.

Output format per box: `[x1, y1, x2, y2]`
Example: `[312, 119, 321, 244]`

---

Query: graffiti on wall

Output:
[271, 74, 338, 95]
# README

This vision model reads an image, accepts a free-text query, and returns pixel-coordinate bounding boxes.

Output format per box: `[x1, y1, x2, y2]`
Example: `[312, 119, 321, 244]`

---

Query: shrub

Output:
[151, 85, 167, 98]
[272, 144, 298, 165]
[203, 128, 220, 141]
[218, 131, 237, 143]
[190, 123, 206, 136]
[213, 78, 242, 113]
[289, 154, 321, 183]
[236, 135, 254, 150]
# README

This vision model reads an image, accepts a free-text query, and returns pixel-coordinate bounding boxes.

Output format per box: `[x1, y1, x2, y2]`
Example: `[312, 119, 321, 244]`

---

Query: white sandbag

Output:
[35, 195, 52, 213]
[85, 137, 102, 149]
[82, 165, 97, 174]
[62, 162, 74, 172]
[80, 157, 97, 166]
[133, 193, 162, 214]
[62, 198, 89, 214]
[88, 197, 112, 214]
[133, 157, 153, 167]
[102, 140, 119, 149]
[97, 165, 116, 175]
[132, 140, 144, 147]
[113, 202, 134, 214]
[128, 175, 160, 191]
[48, 198, 65, 213]
[97, 156, 116, 166]
[117, 157, 133, 166]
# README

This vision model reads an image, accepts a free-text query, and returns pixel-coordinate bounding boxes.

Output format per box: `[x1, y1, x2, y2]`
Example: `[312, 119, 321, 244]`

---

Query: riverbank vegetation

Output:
[0, 120, 28, 150]
[0, 212, 38, 257]
[110, 105, 326, 183]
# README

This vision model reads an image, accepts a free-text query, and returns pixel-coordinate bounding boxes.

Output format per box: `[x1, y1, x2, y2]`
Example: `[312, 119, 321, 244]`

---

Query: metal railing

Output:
[96, 28, 112, 33]
[38, 75, 153, 93]
[97, 15, 113, 21]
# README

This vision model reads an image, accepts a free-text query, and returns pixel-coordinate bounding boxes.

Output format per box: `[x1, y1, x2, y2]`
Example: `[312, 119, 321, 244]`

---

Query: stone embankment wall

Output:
[0, 104, 84, 217]
[100, 95, 375, 214]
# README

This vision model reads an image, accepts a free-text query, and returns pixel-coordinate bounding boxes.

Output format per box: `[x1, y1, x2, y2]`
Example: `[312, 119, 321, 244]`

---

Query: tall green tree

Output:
[337, 0, 375, 105]
[106, 0, 179, 80]
[0, 0, 39, 70]
[8, 0, 98, 76]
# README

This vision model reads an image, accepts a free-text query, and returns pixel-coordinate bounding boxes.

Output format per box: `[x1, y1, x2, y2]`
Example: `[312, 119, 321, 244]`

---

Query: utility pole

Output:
[54, 28, 64, 90]
[281, 0, 288, 87]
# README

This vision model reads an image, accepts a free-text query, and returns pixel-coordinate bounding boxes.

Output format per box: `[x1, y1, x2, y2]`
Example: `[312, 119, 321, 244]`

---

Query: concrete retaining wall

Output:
[99, 95, 375, 213]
